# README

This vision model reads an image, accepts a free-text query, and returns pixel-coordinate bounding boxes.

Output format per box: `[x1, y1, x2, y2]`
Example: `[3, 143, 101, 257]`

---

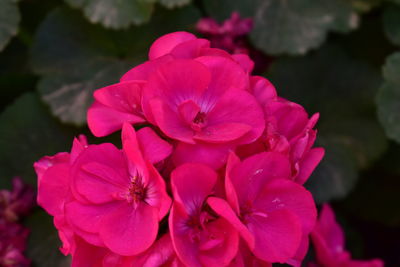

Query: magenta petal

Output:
[150, 98, 195, 144]
[170, 39, 210, 59]
[295, 147, 324, 184]
[34, 152, 69, 183]
[206, 89, 265, 144]
[232, 54, 254, 73]
[254, 179, 317, 233]
[87, 101, 144, 137]
[248, 209, 302, 263]
[136, 127, 172, 164]
[225, 152, 241, 214]
[196, 56, 248, 99]
[229, 152, 291, 205]
[37, 163, 70, 216]
[171, 163, 217, 214]
[149, 31, 197, 60]
[316, 204, 345, 252]
[120, 55, 173, 81]
[172, 141, 232, 170]
[249, 76, 277, 107]
[207, 197, 254, 249]
[178, 100, 201, 124]
[286, 235, 309, 267]
[65, 201, 115, 234]
[100, 202, 159, 256]
[75, 161, 127, 204]
[194, 122, 251, 143]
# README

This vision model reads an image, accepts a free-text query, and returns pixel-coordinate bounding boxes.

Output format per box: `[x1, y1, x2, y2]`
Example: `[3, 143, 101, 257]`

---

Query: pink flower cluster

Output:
[0, 177, 35, 267]
[310, 205, 384, 267]
[35, 31, 326, 266]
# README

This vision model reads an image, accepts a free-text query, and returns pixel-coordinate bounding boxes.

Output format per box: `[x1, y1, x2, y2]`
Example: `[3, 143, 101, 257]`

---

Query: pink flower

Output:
[87, 31, 258, 138]
[238, 97, 324, 184]
[196, 12, 253, 54]
[310, 204, 384, 267]
[0, 177, 35, 222]
[208, 152, 317, 263]
[169, 163, 239, 266]
[0, 220, 30, 267]
[141, 57, 264, 145]
[66, 123, 171, 255]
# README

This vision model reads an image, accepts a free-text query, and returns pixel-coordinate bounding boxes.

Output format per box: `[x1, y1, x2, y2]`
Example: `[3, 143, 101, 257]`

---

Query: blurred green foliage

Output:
[0, 0, 399, 266]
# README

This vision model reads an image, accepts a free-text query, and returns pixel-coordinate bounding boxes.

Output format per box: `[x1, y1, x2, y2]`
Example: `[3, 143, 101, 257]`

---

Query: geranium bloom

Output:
[0, 220, 30, 267]
[196, 12, 253, 54]
[169, 163, 239, 266]
[208, 152, 317, 263]
[310, 205, 384, 267]
[66, 123, 171, 255]
[238, 96, 324, 185]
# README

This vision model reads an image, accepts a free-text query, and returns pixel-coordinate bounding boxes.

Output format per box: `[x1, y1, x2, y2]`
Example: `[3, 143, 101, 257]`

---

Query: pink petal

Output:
[225, 152, 241, 214]
[170, 163, 217, 214]
[196, 56, 248, 100]
[172, 141, 232, 170]
[71, 143, 128, 203]
[87, 101, 144, 137]
[178, 100, 201, 124]
[295, 147, 325, 185]
[70, 137, 88, 164]
[247, 209, 302, 263]
[253, 179, 317, 233]
[136, 127, 172, 164]
[286, 235, 309, 267]
[232, 54, 254, 73]
[316, 204, 345, 253]
[100, 202, 159, 256]
[194, 122, 251, 143]
[207, 197, 254, 249]
[249, 76, 277, 107]
[34, 152, 69, 183]
[149, 98, 195, 144]
[71, 236, 108, 267]
[120, 55, 173, 81]
[206, 89, 265, 144]
[228, 152, 291, 205]
[170, 39, 210, 59]
[76, 161, 127, 204]
[37, 163, 70, 216]
[149, 31, 197, 60]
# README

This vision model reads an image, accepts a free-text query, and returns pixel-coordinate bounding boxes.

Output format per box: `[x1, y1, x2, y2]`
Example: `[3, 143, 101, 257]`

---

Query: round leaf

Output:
[0, 0, 20, 51]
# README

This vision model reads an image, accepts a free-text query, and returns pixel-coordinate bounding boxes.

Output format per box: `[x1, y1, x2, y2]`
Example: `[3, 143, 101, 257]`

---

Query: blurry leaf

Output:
[268, 45, 387, 202]
[306, 138, 359, 204]
[348, 0, 382, 13]
[25, 209, 70, 267]
[377, 52, 400, 143]
[0, 0, 20, 51]
[0, 93, 74, 188]
[204, 0, 358, 55]
[65, 0, 154, 29]
[383, 4, 400, 47]
[159, 0, 191, 9]
[31, 6, 200, 125]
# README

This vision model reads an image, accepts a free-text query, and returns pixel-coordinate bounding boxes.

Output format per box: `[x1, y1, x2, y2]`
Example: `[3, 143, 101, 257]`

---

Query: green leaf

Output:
[267, 45, 387, 202]
[25, 209, 70, 267]
[377, 52, 400, 143]
[305, 137, 359, 204]
[31, 6, 200, 125]
[159, 0, 191, 9]
[204, 0, 358, 55]
[383, 4, 400, 46]
[0, 93, 74, 188]
[0, 0, 20, 51]
[65, 0, 154, 29]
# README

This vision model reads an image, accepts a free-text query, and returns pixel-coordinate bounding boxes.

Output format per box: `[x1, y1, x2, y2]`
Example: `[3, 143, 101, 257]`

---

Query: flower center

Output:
[128, 175, 146, 203]
[193, 112, 206, 124]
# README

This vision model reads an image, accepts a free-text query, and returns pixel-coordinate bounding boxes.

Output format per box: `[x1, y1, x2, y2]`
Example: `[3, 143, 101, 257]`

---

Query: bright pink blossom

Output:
[196, 12, 253, 54]
[209, 152, 317, 263]
[169, 163, 239, 266]
[310, 205, 384, 267]
[66, 123, 171, 255]
[238, 97, 324, 184]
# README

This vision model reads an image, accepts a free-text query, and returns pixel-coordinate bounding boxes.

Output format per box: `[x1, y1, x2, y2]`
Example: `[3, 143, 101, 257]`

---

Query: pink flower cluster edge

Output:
[33, 31, 383, 267]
